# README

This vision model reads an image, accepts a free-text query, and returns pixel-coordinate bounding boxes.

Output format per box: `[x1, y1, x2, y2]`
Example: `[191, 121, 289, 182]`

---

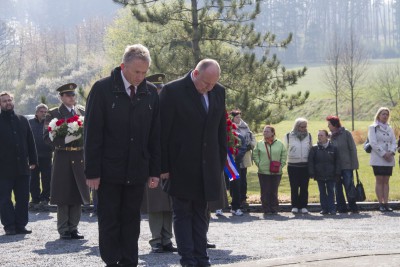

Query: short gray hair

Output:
[35, 103, 48, 112]
[122, 44, 151, 65]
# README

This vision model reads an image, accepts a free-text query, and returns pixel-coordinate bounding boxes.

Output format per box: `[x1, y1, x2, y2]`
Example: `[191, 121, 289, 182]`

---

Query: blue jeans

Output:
[335, 169, 358, 212]
[0, 175, 30, 231]
[317, 180, 336, 213]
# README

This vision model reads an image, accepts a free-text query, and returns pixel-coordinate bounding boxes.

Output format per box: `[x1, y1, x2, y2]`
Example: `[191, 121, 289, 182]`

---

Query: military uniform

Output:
[44, 83, 90, 239]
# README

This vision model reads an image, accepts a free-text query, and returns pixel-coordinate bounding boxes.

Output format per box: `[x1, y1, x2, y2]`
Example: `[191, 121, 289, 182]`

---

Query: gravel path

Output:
[1, 210, 400, 266]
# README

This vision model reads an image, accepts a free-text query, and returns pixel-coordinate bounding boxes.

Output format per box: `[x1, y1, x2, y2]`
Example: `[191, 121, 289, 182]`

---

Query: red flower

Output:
[233, 132, 238, 136]
[56, 119, 65, 126]
[228, 147, 234, 154]
[227, 126, 231, 131]
[77, 121, 82, 127]
[235, 148, 238, 155]
[48, 126, 52, 131]
[225, 112, 229, 119]
[232, 124, 237, 130]
[227, 120, 232, 126]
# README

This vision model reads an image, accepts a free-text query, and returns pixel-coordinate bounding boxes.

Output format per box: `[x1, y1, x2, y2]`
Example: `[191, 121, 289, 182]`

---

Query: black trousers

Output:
[0, 175, 30, 231]
[97, 181, 144, 267]
[239, 168, 248, 203]
[172, 196, 210, 266]
[229, 179, 241, 210]
[287, 165, 310, 209]
[30, 157, 52, 202]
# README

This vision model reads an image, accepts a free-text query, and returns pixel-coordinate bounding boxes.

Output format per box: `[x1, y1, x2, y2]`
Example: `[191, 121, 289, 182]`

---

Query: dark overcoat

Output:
[159, 72, 227, 201]
[0, 110, 37, 178]
[84, 67, 161, 185]
[44, 104, 90, 205]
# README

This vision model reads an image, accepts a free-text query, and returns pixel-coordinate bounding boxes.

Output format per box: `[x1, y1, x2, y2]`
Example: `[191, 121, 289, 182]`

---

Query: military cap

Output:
[146, 73, 166, 85]
[56, 83, 77, 95]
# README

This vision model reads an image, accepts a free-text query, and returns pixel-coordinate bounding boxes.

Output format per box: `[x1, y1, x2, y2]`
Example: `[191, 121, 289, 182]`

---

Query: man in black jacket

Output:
[160, 59, 227, 267]
[29, 103, 53, 208]
[85, 44, 160, 267]
[0, 92, 37, 235]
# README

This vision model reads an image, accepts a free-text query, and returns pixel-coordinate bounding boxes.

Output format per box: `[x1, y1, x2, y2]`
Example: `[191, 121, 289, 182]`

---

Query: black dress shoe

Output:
[5, 229, 16, 235]
[60, 231, 71, 239]
[206, 242, 216, 249]
[16, 227, 32, 234]
[151, 243, 164, 253]
[70, 230, 84, 239]
[162, 242, 178, 252]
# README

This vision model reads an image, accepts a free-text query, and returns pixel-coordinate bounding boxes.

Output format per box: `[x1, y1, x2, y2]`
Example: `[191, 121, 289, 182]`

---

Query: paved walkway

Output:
[225, 250, 400, 266]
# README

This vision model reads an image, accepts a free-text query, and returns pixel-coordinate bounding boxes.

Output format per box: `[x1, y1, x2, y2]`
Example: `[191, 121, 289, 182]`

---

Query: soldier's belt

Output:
[56, 147, 83, 151]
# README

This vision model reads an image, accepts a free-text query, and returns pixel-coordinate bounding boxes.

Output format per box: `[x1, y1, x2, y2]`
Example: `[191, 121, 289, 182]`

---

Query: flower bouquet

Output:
[226, 112, 240, 155]
[48, 115, 84, 146]
[225, 111, 241, 181]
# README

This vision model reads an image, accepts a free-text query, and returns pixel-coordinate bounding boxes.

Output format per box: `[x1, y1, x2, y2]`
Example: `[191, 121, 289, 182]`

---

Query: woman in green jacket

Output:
[253, 125, 287, 214]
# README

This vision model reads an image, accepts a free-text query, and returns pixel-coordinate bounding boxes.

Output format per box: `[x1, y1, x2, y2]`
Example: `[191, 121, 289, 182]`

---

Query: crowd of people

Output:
[0, 43, 398, 267]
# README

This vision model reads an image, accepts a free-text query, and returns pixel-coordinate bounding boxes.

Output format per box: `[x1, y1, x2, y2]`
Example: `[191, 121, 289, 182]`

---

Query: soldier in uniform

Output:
[44, 83, 90, 240]
[141, 73, 177, 253]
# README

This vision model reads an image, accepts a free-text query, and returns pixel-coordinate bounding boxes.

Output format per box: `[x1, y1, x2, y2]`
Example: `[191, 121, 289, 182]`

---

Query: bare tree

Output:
[373, 61, 400, 106]
[323, 32, 344, 116]
[342, 30, 369, 131]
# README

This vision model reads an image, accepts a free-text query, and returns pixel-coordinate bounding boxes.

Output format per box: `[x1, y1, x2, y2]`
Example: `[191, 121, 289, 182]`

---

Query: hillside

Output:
[283, 60, 397, 121]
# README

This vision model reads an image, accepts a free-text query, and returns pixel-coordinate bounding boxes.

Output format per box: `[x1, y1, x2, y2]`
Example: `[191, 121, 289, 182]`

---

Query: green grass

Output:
[246, 120, 400, 203]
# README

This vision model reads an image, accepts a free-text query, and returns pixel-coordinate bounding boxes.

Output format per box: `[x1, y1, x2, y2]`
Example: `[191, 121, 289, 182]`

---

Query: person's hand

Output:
[148, 177, 160, 188]
[383, 152, 394, 162]
[86, 178, 100, 190]
[160, 172, 170, 180]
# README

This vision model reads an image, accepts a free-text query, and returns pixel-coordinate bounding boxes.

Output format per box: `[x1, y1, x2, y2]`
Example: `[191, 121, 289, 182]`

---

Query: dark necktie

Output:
[71, 109, 75, 116]
[129, 85, 136, 100]
[200, 94, 208, 113]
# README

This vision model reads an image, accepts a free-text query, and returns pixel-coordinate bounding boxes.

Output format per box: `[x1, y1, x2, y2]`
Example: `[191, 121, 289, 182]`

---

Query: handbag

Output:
[363, 138, 372, 153]
[265, 142, 281, 173]
[355, 170, 366, 202]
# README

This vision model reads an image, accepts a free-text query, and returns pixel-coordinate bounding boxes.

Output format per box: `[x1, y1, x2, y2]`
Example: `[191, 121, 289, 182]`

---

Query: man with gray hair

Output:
[28, 103, 53, 209]
[85, 44, 161, 266]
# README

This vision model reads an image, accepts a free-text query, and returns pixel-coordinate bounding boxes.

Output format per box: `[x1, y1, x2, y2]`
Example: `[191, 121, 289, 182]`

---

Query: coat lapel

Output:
[183, 72, 207, 117]
[59, 104, 72, 118]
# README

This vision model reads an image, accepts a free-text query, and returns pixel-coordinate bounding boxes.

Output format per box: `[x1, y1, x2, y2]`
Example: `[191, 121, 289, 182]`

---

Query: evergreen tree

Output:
[113, 0, 308, 128]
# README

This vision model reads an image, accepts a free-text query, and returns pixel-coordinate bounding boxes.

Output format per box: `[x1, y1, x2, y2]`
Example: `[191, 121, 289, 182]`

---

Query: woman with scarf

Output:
[253, 125, 287, 214]
[284, 118, 312, 214]
[368, 107, 396, 212]
[326, 115, 359, 214]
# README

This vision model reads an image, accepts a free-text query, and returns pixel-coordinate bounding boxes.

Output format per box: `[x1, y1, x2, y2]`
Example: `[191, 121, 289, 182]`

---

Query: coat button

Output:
[127, 181, 130, 184]
[131, 138, 133, 141]
[72, 161, 75, 164]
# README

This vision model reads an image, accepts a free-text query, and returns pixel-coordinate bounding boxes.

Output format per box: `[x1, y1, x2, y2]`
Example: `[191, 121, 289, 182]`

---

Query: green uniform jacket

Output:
[44, 104, 90, 205]
[252, 139, 287, 175]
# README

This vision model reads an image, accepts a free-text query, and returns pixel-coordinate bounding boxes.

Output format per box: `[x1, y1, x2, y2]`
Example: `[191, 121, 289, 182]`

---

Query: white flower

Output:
[68, 121, 79, 134]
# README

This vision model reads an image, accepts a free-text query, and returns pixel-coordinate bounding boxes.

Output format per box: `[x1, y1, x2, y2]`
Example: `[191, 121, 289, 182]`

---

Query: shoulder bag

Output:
[265, 142, 281, 173]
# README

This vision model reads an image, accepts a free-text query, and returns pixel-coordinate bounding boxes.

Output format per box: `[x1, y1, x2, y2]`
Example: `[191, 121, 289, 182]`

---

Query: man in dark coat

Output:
[29, 103, 53, 208]
[0, 92, 37, 235]
[84, 44, 161, 267]
[159, 59, 227, 266]
[44, 83, 90, 240]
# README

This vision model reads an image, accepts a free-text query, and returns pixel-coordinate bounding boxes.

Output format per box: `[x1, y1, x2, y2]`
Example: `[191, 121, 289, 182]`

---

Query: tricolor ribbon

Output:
[224, 151, 240, 181]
